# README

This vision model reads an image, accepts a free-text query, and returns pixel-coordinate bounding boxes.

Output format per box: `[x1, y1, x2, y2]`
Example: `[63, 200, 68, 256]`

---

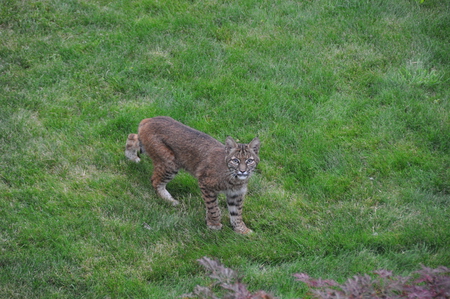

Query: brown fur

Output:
[125, 116, 260, 234]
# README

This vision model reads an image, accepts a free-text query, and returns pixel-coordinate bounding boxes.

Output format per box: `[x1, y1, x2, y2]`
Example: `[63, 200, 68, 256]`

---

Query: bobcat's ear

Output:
[225, 136, 238, 154]
[248, 137, 260, 155]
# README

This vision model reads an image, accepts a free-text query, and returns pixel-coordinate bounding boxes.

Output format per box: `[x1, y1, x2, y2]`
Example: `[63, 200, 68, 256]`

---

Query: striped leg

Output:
[151, 164, 179, 206]
[200, 186, 222, 230]
[226, 189, 252, 234]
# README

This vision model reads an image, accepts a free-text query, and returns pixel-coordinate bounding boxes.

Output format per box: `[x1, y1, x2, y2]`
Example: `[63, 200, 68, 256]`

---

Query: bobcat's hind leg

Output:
[125, 134, 141, 162]
[151, 164, 180, 206]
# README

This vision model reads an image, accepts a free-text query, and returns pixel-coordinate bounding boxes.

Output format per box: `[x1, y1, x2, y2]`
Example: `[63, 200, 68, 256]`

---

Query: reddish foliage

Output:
[182, 257, 275, 299]
[294, 265, 450, 299]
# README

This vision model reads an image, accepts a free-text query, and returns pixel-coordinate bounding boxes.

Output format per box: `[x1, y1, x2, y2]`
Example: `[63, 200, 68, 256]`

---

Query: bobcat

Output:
[125, 116, 260, 234]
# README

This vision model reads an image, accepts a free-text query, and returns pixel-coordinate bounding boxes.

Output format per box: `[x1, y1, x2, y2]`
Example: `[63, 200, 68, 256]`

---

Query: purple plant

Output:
[182, 257, 274, 299]
[294, 265, 450, 299]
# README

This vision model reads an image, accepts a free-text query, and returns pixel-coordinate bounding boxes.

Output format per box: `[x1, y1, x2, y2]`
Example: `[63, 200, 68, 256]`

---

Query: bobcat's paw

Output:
[234, 226, 254, 235]
[125, 152, 141, 162]
[157, 187, 179, 206]
[207, 223, 223, 230]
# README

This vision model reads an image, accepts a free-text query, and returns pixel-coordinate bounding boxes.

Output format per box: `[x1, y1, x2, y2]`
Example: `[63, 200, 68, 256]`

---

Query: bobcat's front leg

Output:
[200, 186, 222, 230]
[226, 188, 253, 234]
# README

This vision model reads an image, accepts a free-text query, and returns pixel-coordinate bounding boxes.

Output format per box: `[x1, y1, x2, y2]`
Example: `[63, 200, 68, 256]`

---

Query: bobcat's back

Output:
[138, 116, 225, 177]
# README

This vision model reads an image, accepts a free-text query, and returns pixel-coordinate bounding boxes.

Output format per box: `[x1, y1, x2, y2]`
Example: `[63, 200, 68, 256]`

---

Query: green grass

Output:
[1, 0, 449, 297]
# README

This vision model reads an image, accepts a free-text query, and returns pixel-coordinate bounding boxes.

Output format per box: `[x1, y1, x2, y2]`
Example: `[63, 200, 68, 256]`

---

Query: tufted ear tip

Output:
[248, 137, 260, 155]
[225, 136, 238, 153]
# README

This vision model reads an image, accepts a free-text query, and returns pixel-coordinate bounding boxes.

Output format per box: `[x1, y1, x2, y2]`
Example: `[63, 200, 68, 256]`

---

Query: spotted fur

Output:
[125, 116, 260, 234]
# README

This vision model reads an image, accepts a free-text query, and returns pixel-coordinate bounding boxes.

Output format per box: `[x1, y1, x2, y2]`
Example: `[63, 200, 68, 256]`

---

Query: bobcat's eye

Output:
[246, 158, 254, 164]
[231, 158, 240, 164]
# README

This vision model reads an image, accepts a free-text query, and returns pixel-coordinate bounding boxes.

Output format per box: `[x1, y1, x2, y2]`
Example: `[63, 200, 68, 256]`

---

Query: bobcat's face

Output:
[225, 137, 260, 180]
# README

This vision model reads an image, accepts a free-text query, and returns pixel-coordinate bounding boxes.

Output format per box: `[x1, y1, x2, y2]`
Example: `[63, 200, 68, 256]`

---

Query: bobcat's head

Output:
[225, 137, 260, 180]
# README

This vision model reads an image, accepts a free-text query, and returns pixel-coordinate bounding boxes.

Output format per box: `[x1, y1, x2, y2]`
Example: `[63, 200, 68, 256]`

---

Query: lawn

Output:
[1, 0, 449, 298]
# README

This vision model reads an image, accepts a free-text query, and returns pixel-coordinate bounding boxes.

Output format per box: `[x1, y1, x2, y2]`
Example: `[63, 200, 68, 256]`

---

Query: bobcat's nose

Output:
[236, 170, 249, 180]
